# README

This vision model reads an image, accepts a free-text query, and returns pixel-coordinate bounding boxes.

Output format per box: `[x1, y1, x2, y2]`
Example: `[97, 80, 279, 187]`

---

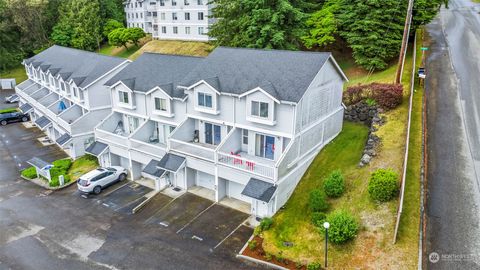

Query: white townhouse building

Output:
[124, 0, 213, 41]
[15, 45, 130, 159]
[89, 47, 347, 218]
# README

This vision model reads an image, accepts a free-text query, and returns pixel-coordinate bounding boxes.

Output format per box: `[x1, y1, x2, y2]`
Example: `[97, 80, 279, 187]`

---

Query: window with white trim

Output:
[154, 97, 167, 111]
[242, 129, 248, 145]
[119, 90, 129, 104]
[185, 26, 191, 34]
[198, 12, 204, 20]
[197, 92, 212, 108]
[251, 101, 269, 118]
[72, 86, 79, 98]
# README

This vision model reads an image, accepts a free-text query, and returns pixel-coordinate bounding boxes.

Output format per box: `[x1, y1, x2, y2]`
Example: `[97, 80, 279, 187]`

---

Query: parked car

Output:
[4, 94, 19, 103]
[0, 111, 29, 126]
[77, 166, 128, 194]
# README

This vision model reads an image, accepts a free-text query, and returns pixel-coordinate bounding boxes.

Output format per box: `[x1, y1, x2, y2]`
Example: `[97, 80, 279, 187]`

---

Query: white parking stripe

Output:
[213, 217, 249, 250]
[175, 203, 216, 234]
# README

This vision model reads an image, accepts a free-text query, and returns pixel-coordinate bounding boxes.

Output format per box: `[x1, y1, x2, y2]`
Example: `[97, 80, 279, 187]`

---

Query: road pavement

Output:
[425, 0, 480, 268]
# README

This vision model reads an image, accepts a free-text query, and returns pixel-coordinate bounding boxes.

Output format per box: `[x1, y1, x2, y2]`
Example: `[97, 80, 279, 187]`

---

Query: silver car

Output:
[77, 166, 127, 194]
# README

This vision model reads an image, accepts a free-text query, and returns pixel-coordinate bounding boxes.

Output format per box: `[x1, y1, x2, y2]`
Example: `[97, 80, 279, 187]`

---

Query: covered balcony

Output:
[95, 112, 131, 147]
[130, 120, 168, 158]
[22, 83, 42, 96]
[48, 100, 71, 116]
[217, 128, 280, 180]
[15, 79, 36, 93]
[169, 118, 221, 161]
[57, 105, 83, 132]
[38, 93, 59, 108]
[30, 87, 50, 100]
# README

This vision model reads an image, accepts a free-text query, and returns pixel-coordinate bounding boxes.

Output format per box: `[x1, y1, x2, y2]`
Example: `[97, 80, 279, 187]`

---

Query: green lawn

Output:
[128, 39, 215, 60]
[0, 65, 27, 84]
[98, 43, 143, 59]
[67, 155, 99, 182]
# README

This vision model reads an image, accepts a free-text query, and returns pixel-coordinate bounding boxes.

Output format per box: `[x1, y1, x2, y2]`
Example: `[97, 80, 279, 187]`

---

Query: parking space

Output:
[145, 192, 214, 232]
[178, 203, 250, 248]
[97, 182, 153, 214]
[213, 225, 254, 258]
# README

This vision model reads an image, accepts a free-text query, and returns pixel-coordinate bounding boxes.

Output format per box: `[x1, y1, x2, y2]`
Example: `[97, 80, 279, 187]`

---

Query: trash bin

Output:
[59, 175, 65, 186]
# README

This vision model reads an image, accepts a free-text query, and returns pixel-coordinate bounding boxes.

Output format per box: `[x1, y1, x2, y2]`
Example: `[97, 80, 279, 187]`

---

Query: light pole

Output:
[323, 222, 330, 268]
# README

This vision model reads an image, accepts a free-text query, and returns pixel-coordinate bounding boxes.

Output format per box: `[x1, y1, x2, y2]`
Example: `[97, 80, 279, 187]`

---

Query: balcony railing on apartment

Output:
[96, 128, 130, 147]
[170, 139, 216, 161]
[217, 152, 275, 179]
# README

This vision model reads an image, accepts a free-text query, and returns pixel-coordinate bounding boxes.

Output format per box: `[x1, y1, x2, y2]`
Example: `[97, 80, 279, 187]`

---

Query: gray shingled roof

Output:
[27, 157, 52, 170]
[24, 45, 126, 88]
[56, 133, 72, 146]
[179, 47, 333, 103]
[105, 53, 204, 98]
[85, 141, 109, 156]
[142, 159, 166, 178]
[35, 116, 51, 129]
[19, 103, 33, 114]
[241, 178, 277, 203]
[157, 153, 185, 172]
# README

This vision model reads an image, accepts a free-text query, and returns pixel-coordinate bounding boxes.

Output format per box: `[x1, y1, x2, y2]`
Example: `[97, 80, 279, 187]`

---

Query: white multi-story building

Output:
[89, 47, 347, 218]
[15, 45, 130, 159]
[124, 0, 212, 41]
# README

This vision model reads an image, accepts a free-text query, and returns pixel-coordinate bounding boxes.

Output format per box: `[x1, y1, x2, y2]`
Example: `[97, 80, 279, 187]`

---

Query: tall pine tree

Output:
[338, 0, 406, 70]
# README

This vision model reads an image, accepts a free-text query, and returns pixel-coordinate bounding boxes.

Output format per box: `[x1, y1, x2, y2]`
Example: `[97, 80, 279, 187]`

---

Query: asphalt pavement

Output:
[425, 0, 480, 268]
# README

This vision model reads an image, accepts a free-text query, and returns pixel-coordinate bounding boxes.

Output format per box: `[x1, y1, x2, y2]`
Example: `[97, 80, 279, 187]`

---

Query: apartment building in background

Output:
[15, 45, 130, 159]
[88, 47, 347, 218]
[124, 0, 212, 41]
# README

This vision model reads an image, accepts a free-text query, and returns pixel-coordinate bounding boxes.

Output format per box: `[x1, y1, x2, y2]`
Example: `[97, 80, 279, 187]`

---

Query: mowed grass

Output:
[98, 36, 152, 59]
[0, 65, 28, 84]
[262, 37, 422, 268]
[67, 155, 99, 182]
[128, 39, 215, 60]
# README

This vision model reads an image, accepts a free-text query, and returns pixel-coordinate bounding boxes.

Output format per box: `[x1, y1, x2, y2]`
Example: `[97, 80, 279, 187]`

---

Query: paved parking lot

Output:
[0, 115, 261, 269]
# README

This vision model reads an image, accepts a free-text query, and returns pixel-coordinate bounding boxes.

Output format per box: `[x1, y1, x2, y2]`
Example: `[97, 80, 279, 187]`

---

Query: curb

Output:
[236, 255, 288, 270]
[21, 175, 77, 190]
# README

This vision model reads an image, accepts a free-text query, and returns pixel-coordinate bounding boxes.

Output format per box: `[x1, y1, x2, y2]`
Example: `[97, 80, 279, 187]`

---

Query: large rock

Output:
[361, 154, 372, 164]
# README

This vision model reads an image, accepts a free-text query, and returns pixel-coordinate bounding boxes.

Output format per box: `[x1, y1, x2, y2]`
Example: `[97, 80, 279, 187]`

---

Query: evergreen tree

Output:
[302, 0, 339, 48]
[338, 0, 406, 70]
[51, 0, 102, 51]
[412, 0, 443, 29]
[208, 0, 308, 50]
[0, 0, 24, 70]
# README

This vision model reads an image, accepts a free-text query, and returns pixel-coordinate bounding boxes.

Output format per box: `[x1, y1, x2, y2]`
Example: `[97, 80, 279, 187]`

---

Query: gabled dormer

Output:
[146, 85, 174, 117]
[190, 78, 220, 115]
[240, 84, 279, 126]
[111, 80, 136, 110]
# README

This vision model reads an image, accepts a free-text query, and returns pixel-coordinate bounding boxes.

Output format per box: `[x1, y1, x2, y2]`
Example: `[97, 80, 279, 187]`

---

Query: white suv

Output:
[77, 166, 128, 194]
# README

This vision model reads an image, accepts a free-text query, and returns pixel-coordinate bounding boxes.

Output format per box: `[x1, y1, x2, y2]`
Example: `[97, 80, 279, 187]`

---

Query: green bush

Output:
[21, 166, 37, 179]
[323, 170, 345, 198]
[260, 217, 273, 231]
[48, 159, 73, 187]
[325, 210, 359, 244]
[368, 168, 399, 202]
[311, 212, 327, 228]
[309, 189, 329, 212]
[307, 262, 321, 270]
[248, 240, 257, 250]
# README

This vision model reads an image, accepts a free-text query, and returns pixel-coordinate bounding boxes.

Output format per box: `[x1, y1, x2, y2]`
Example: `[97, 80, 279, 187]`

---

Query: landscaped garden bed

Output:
[21, 155, 99, 189]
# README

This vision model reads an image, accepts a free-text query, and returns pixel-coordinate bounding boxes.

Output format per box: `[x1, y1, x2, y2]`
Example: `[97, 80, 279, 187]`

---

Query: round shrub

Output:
[368, 168, 399, 202]
[307, 262, 321, 270]
[21, 166, 37, 179]
[259, 217, 273, 231]
[325, 210, 359, 244]
[323, 170, 345, 198]
[309, 189, 329, 212]
[311, 212, 327, 228]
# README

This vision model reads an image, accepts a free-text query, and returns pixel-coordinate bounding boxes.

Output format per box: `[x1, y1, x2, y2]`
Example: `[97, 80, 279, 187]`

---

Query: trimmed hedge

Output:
[325, 210, 359, 244]
[309, 189, 329, 212]
[323, 170, 345, 198]
[368, 168, 399, 202]
[21, 166, 37, 179]
[343, 83, 403, 110]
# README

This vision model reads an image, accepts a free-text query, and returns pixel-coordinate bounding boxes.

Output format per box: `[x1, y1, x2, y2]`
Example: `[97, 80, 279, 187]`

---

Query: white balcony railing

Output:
[130, 139, 167, 158]
[96, 129, 130, 148]
[170, 139, 215, 161]
[217, 152, 275, 179]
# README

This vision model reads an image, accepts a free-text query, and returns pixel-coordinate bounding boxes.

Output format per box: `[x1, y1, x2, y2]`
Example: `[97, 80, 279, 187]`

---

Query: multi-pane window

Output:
[197, 0, 202, 4]
[197, 92, 212, 108]
[184, 0, 189, 5]
[154, 97, 167, 111]
[173, 26, 178, 34]
[160, 0, 165, 6]
[119, 91, 129, 104]
[185, 12, 190, 20]
[161, 12, 165, 20]
[172, 12, 177, 20]
[198, 12, 204, 20]
[242, 129, 248, 144]
[172, 0, 177, 6]
[198, 27, 204, 35]
[161, 26, 167, 33]
[251, 101, 269, 118]
[185, 26, 191, 34]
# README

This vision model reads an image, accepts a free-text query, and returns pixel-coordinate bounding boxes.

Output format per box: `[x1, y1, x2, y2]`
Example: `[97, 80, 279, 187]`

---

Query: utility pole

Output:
[395, 0, 415, 84]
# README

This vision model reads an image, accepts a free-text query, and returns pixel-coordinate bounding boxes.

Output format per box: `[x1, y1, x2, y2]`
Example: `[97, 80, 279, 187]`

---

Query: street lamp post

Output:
[323, 222, 330, 268]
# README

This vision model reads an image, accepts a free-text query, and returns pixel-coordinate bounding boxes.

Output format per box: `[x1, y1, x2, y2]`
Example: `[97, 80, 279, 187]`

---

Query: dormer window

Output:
[119, 90, 129, 104]
[72, 86, 79, 98]
[154, 97, 167, 111]
[251, 101, 269, 118]
[198, 92, 212, 108]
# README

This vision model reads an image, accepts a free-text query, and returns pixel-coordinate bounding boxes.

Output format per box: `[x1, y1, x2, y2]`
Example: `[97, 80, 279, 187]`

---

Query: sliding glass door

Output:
[204, 122, 221, 145]
[255, 134, 275, 160]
